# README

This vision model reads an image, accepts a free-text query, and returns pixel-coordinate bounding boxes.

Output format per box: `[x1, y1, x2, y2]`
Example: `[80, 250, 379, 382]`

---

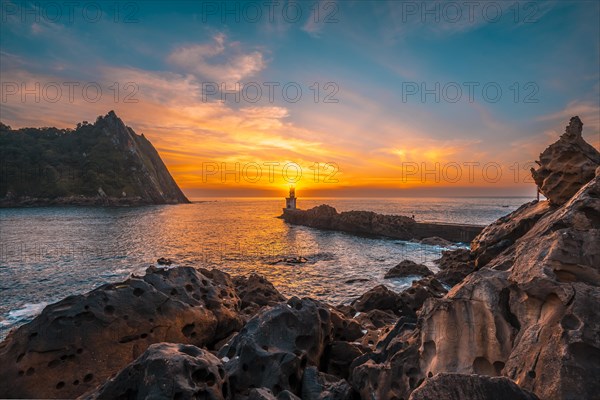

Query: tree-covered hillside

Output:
[0, 111, 189, 206]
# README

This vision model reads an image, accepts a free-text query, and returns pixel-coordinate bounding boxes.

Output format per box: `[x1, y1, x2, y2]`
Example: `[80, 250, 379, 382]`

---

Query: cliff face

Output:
[351, 117, 600, 400]
[0, 111, 189, 206]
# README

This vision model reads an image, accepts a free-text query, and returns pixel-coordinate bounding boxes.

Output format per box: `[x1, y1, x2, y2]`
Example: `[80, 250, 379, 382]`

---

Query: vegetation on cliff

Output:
[0, 111, 189, 206]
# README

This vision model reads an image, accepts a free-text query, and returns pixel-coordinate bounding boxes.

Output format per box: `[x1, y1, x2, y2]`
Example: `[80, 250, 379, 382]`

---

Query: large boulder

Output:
[418, 269, 517, 378]
[408, 373, 539, 400]
[351, 285, 402, 314]
[233, 273, 286, 319]
[0, 266, 243, 399]
[531, 116, 600, 205]
[218, 297, 337, 397]
[384, 260, 433, 279]
[84, 343, 227, 400]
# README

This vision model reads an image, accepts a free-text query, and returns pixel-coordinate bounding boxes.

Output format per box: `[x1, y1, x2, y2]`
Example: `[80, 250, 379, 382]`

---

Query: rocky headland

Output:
[0, 116, 598, 399]
[0, 111, 189, 207]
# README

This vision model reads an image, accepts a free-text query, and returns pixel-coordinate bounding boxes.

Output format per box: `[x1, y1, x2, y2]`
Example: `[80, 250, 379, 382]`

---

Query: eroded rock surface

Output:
[350, 117, 600, 400]
[84, 343, 227, 400]
[408, 373, 539, 400]
[218, 297, 353, 397]
[471, 200, 553, 268]
[0, 266, 243, 399]
[301, 366, 354, 400]
[433, 248, 475, 286]
[233, 273, 286, 319]
[531, 116, 600, 205]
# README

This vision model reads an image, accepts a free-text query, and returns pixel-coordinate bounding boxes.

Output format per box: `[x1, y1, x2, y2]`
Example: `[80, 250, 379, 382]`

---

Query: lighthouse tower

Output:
[285, 186, 297, 210]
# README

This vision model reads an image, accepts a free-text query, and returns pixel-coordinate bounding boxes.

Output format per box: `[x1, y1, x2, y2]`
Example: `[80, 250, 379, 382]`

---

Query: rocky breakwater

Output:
[282, 205, 417, 239]
[281, 205, 483, 243]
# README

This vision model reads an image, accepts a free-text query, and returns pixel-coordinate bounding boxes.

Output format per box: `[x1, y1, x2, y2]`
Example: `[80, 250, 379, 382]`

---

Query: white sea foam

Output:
[1, 302, 48, 328]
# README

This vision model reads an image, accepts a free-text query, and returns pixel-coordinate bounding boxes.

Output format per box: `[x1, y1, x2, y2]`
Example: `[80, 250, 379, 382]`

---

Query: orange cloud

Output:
[0, 64, 573, 197]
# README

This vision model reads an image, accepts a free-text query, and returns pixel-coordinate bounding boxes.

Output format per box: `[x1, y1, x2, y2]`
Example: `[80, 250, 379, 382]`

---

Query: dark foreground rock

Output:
[433, 248, 474, 286]
[85, 343, 227, 399]
[384, 260, 433, 279]
[0, 266, 243, 399]
[351, 285, 402, 314]
[408, 373, 539, 400]
[247, 388, 300, 400]
[351, 278, 446, 321]
[301, 366, 354, 400]
[218, 297, 360, 397]
[233, 273, 286, 319]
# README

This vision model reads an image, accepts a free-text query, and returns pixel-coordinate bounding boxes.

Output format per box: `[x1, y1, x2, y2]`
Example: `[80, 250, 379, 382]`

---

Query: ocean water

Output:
[0, 197, 531, 339]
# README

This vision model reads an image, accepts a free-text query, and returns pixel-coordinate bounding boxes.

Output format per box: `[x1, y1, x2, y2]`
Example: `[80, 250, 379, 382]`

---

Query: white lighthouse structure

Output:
[285, 186, 297, 210]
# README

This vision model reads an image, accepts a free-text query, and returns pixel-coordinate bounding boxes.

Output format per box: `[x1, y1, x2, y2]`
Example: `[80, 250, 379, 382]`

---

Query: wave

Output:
[1, 302, 49, 338]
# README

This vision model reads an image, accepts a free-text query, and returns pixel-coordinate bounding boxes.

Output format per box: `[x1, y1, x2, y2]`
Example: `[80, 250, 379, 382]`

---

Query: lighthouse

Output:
[285, 186, 297, 211]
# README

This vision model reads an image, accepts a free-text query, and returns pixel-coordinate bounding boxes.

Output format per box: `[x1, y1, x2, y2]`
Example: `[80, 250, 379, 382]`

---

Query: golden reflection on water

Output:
[0, 197, 527, 338]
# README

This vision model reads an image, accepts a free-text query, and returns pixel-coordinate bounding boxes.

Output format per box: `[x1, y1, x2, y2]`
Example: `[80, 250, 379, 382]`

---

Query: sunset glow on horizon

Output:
[1, 1, 599, 197]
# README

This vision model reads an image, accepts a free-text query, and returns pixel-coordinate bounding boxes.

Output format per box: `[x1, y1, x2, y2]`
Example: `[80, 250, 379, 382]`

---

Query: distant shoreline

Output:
[0, 196, 191, 208]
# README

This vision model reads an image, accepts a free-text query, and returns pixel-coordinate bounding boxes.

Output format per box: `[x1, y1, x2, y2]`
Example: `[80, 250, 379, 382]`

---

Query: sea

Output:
[0, 197, 532, 340]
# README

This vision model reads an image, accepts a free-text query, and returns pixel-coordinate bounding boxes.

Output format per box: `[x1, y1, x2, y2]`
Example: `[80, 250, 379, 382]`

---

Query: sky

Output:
[1, 0, 599, 198]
